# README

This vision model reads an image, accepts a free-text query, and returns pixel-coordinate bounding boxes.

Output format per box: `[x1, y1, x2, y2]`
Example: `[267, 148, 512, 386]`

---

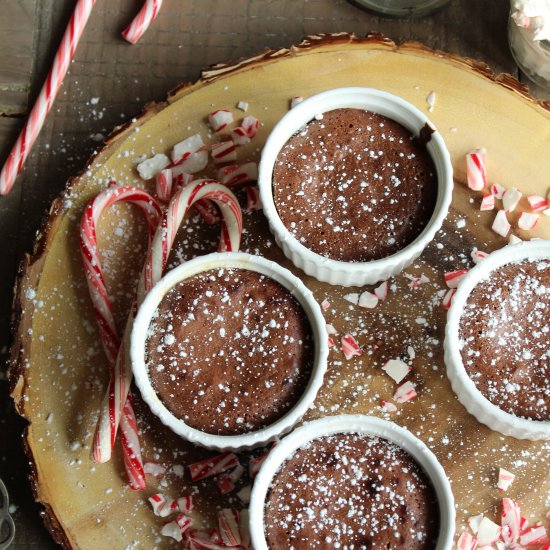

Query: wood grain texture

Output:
[8, 34, 550, 549]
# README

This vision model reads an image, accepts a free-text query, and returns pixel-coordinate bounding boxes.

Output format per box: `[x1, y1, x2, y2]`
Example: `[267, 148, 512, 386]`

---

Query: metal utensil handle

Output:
[0, 479, 15, 550]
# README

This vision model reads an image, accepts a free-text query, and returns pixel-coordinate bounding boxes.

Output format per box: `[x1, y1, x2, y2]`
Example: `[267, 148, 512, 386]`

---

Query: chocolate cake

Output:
[272, 108, 438, 263]
[145, 267, 315, 435]
[264, 432, 440, 549]
[459, 258, 550, 421]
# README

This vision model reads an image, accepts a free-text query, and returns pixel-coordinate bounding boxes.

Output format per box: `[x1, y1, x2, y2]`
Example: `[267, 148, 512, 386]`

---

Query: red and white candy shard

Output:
[341, 334, 362, 360]
[382, 359, 411, 384]
[444, 269, 469, 289]
[244, 185, 262, 212]
[502, 187, 522, 212]
[211, 141, 237, 164]
[517, 212, 539, 230]
[236, 100, 249, 112]
[381, 400, 398, 413]
[490, 183, 506, 199]
[492, 209, 511, 237]
[480, 193, 495, 211]
[176, 514, 192, 535]
[326, 323, 337, 335]
[393, 381, 417, 403]
[171, 133, 204, 165]
[471, 249, 489, 265]
[477, 517, 501, 546]
[501, 497, 521, 543]
[149, 493, 173, 517]
[188, 452, 239, 481]
[144, 462, 166, 478]
[216, 473, 235, 495]
[241, 116, 260, 139]
[217, 162, 258, 187]
[374, 281, 388, 301]
[468, 513, 484, 534]
[520, 525, 549, 546]
[509, 233, 522, 244]
[497, 468, 515, 491]
[218, 508, 241, 547]
[527, 194, 549, 212]
[466, 148, 487, 191]
[178, 149, 209, 174]
[161, 521, 183, 542]
[230, 126, 251, 146]
[177, 496, 193, 513]
[358, 291, 378, 309]
[321, 299, 330, 311]
[457, 531, 478, 550]
[137, 153, 170, 180]
[407, 346, 416, 359]
[208, 109, 233, 133]
[327, 336, 334, 348]
[343, 293, 359, 305]
[290, 96, 304, 108]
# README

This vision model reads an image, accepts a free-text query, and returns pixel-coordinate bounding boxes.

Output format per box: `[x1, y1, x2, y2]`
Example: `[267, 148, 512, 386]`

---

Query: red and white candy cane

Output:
[122, 0, 163, 44]
[0, 0, 97, 196]
[93, 180, 242, 465]
[81, 185, 162, 488]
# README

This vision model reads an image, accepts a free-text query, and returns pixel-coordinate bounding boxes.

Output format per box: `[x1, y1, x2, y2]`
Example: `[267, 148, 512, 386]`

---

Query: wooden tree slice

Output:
[9, 34, 550, 549]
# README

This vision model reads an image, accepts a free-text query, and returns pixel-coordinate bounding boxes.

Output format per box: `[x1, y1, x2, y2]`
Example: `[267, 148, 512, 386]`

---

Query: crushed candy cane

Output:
[393, 381, 417, 403]
[480, 193, 495, 211]
[171, 133, 204, 164]
[517, 211, 539, 230]
[217, 162, 258, 187]
[236, 100, 249, 112]
[471, 249, 489, 264]
[382, 359, 411, 384]
[527, 194, 549, 212]
[492, 209, 511, 237]
[358, 290, 378, 309]
[502, 187, 522, 212]
[497, 468, 515, 491]
[374, 280, 388, 301]
[444, 269, 469, 289]
[144, 462, 166, 478]
[208, 109, 233, 132]
[380, 400, 398, 412]
[211, 140, 237, 164]
[290, 96, 304, 108]
[341, 334, 362, 360]
[466, 148, 487, 191]
[137, 153, 170, 180]
[188, 452, 239, 482]
[491, 183, 506, 199]
[477, 517, 501, 546]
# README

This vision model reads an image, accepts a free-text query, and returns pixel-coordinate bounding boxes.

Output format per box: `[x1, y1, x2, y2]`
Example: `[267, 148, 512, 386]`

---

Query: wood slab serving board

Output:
[9, 34, 550, 549]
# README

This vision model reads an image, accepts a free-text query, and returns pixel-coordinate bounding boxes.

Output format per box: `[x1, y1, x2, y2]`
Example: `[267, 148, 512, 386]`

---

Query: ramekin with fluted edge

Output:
[445, 241, 550, 440]
[249, 415, 455, 550]
[130, 252, 329, 451]
[258, 87, 453, 287]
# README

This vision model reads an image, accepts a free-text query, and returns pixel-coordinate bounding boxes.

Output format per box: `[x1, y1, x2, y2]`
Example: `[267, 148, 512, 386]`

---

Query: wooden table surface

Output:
[0, 0, 547, 548]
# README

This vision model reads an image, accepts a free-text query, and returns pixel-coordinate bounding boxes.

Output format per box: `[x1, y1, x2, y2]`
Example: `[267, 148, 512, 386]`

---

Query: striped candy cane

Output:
[93, 179, 242, 466]
[0, 0, 97, 196]
[81, 185, 162, 489]
[122, 0, 163, 44]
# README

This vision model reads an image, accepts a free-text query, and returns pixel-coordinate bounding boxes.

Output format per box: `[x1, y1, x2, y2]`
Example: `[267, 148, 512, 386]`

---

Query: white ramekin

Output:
[258, 87, 454, 287]
[249, 415, 455, 550]
[130, 252, 329, 451]
[445, 241, 550, 440]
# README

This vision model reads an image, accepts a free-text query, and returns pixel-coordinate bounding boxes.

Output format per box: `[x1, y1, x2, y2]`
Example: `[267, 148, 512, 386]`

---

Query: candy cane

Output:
[0, 0, 97, 196]
[81, 185, 162, 488]
[122, 0, 163, 44]
[93, 180, 242, 464]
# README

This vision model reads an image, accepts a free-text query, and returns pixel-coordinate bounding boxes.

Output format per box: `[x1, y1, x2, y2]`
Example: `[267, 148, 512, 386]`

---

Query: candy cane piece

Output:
[381, 401, 398, 413]
[527, 195, 549, 212]
[466, 148, 487, 191]
[211, 141, 237, 164]
[0, 0, 97, 196]
[517, 212, 539, 230]
[468, 513, 484, 535]
[236, 101, 249, 112]
[382, 359, 411, 384]
[490, 183, 506, 199]
[492, 210, 511, 237]
[290, 96, 304, 109]
[241, 116, 260, 139]
[374, 281, 388, 301]
[81, 186, 161, 486]
[219, 509, 241, 547]
[217, 162, 258, 187]
[502, 187, 522, 212]
[497, 468, 515, 491]
[520, 526, 549, 546]
[92, 180, 242, 466]
[172, 134, 204, 165]
[188, 452, 240, 482]
[471, 249, 489, 264]
[244, 185, 262, 212]
[477, 517, 501, 546]
[501, 498, 521, 543]
[358, 291, 378, 309]
[444, 269, 469, 289]
[456, 532, 478, 550]
[343, 293, 359, 305]
[442, 288, 456, 310]
[208, 110, 233, 133]
[122, 0, 163, 44]
[177, 496, 194, 513]
[480, 193, 495, 211]
[393, 381, 417, 403]
[341, 334, 362, 360]
[137, 153, 170, 180]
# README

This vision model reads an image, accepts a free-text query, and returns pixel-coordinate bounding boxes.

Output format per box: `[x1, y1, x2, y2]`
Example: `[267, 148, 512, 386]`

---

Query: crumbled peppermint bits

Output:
[393, 381, 417, 403]
[187, 453, 240, 482]
[290, 96, 304, 108]
[136, 153, 170, 180]
[216, 162, 258, 186]
[497, 468, 515, 491]
[382, 359, 411, 384]
[492, 209, 511, 237]
[491, 183, 506, 199]
[341, 334, 362, 360]
[457, 531, 478, 550]
[236, 100, 249, 112]
[502, 187, 522, 212]
[471, 249, 489, 264]
[517, 211, 539, 230]
[466, 148, 487, 191]
[527, 194, 549, 212]
[444, 269, 469, 289]
[480, 193, 495, 211]
[476, 517, 501, 546]
[358, 290, 378, 309]
[374, 280, 388, 301]
[211, 140, 237, 164]
[143, 462, 166, 478]
[442, 288, 456, 310]
[171, 133, 204, 164]
[208, 109, 234, 132]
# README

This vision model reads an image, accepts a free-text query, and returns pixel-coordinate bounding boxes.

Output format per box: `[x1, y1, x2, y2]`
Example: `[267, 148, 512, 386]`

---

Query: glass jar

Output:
[347, 0, 451, 18]
[508, 11, 550, 91]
